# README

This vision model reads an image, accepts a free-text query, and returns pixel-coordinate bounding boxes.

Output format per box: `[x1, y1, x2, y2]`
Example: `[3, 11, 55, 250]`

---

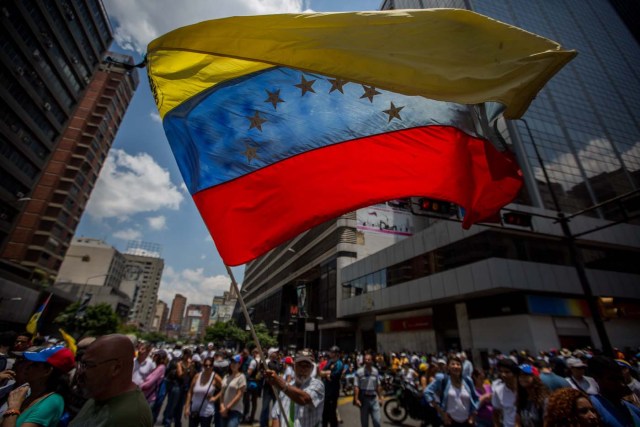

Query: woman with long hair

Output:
[472, 369, 493, 427]
[425, 356, 479, 426]
[184, 357, 222, 427]
[2, 346, 75, 427]
[544, 387, 600, 426]
[516, 364, 549, 427]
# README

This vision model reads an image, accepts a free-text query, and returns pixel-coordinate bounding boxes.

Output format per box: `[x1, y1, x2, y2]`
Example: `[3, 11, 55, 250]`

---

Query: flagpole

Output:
[224, 265, 291, 427]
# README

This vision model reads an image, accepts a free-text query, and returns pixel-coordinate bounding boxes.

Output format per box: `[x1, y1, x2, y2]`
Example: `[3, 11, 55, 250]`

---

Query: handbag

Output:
[190, 373, 214, 419]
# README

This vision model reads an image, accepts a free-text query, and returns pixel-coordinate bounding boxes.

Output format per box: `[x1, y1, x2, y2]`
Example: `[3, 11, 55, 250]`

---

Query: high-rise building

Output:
[152, 300, 169, 333]
[183, 304, 212, 341]
[239, 0, 640, 354]
[0, 0, 138, 285]
[124, 242, 164, 332]
[167, 293, 187, 338]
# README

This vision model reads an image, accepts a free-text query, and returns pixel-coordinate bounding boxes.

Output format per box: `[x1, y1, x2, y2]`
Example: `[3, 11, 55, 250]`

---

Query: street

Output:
[165, 394, 425, 427]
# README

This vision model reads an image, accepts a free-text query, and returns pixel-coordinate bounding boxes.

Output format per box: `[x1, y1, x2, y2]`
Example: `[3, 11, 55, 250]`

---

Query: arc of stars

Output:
[248, 111, 267, 131]
[360, 85, 381, 103]
[243, 144, 258, 164]
[294, 75, 316, 96]
[328, 78, 348, 94]
[383, 102, 404, 122]
[264, 89, 284, 110]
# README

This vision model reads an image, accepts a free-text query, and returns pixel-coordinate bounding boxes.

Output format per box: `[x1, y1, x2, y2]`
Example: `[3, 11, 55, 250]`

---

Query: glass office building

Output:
[239, 0, 640, 354]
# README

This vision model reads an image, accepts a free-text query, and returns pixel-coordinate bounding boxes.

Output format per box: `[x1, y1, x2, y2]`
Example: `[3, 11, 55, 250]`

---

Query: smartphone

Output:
[20, 383, 31, 399]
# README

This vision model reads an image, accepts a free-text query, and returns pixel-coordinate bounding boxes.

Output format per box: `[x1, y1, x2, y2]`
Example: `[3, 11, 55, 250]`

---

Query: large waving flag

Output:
[26, 293, 52, 335]
[147, 9, 575, 266]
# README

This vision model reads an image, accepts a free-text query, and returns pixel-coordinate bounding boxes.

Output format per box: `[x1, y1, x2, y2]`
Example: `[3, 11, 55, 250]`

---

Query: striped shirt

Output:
[271, 378, 324, 427]
[355, 366, 381, 396]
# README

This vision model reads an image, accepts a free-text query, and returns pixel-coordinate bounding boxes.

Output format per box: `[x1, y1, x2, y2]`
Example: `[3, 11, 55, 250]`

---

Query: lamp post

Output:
[517, 118, 613, 356]
[79, 274, 108, 303]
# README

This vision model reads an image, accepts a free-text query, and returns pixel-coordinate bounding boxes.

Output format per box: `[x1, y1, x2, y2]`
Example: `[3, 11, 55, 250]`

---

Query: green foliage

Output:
[54, 303, 119, 338]
[204, 320, 247, 346]
[247, 322, 278, 349]
[139, 330, 170, 343]
[117, 324, 140, 335]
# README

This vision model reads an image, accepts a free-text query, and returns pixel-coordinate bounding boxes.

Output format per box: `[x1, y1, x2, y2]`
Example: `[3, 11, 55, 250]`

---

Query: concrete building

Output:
[183, 304, 212, 341]
[0, 0, 137, 324]
[124, 242, 164, 332]
[239, 0, 640, 356]
[152, 300, 169, 333]
[167, 293, 187, 338]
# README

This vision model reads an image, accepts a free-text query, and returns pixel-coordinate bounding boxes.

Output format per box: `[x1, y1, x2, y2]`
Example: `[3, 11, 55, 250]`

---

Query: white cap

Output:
[268, 347, 279, 357]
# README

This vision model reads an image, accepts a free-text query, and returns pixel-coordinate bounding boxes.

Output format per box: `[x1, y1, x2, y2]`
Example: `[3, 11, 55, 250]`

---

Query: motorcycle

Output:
[383, 380, 441, 426]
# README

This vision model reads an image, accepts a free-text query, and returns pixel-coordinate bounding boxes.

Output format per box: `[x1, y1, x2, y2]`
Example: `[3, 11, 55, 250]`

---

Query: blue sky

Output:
[75, 1, 382, 306]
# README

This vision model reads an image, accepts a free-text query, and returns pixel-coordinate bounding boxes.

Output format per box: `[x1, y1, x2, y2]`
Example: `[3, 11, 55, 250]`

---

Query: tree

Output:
[204, 320, 247, 347]
[54, 303, 119, 338]
[247, 322, 278, 349]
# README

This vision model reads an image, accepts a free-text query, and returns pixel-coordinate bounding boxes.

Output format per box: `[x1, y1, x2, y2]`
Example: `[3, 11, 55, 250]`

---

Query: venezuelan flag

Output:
[26, 293, 52, 335]
[146, 10, 575, 266]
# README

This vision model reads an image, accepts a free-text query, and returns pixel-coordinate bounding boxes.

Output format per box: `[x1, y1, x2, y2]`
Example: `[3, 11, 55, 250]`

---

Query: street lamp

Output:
[79, 274, 108, 303]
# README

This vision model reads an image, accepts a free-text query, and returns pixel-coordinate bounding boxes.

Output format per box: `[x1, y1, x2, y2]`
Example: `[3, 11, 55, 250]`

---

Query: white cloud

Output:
[180, 182, 189, 194]
[200, 254, 206, 260]
[86, 149, 183, 220]
[149, 112, 161, 123]
[113, 228, 142, 240]
[147, 215, 167, 230]
[534, 139, 640, 189]
[158, 266, 231, 306]
[104, 0, 304, 54]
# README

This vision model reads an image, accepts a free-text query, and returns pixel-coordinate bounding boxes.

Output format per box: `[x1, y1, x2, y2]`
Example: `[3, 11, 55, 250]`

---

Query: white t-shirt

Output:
[446, 383, 471, 423]
[132, 357, 156, 386]
[190, 372, 216, 417]
[566, 375, 599, 395]
[222, 373, 247, 414]
[491, 380, 517, 427]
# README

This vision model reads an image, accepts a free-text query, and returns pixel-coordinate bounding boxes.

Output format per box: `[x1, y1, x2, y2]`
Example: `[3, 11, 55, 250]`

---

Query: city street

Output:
[166, 394, 425, 427]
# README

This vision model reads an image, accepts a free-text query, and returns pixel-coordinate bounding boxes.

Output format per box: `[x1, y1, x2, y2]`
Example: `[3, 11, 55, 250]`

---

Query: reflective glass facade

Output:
[382, 0, 640, 217]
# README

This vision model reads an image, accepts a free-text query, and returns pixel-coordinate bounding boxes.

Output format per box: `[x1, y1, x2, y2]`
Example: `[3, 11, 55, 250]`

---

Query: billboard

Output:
[356, 199, 414, 236]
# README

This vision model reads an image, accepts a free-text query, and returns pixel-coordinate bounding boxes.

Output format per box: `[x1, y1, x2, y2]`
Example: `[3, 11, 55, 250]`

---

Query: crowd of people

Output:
[1, 329, 639, 427]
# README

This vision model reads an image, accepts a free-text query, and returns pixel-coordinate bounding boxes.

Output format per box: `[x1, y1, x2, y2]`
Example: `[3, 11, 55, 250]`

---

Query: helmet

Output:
[419, 363, 428, 372]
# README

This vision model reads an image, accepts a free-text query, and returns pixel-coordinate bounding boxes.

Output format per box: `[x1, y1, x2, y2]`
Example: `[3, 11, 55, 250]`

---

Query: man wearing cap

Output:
[70, 334, 152, 426]
[3, 346, 75, 425]
[319, 346, 343, 427]
[265, 350, 324, 427]
[536, 359, 570, 391]
[566, 357, 599, 395]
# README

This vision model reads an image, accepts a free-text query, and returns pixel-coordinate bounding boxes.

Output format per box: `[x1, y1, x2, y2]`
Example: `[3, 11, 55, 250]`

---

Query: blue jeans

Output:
[163, 382, 186, 427]
[359, 396, 381, 427]
[220, 410, 242, 427]
[152, 379, 168, 423]
[260, 391, 274, 427]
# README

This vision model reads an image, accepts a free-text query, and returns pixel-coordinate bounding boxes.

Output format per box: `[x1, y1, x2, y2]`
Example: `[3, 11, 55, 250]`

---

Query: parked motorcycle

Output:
[383, 380, 441, 426]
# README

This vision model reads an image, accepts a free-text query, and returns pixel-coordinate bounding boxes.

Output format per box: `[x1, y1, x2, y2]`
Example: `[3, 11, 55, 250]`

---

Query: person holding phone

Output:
[2, 346, 75, 427]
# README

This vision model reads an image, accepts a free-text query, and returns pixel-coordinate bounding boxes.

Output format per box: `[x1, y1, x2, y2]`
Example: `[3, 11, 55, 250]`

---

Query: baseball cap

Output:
[207, 342, 214, 347]
[519, 364, 534, 375]
[24, 346, 75, 373]
[268, 347, 279, 357]
[295, 350, 315, 364]
[567, 357, 587, 368]
[436, 358, 447, 365]
[231, 354, 242, 364]
[329, 345, 340, 353]
[615, 359, 632, 369]
[284, 356, 293, 365]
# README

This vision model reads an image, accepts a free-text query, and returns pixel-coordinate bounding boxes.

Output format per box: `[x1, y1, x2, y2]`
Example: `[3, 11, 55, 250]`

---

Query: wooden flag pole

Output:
[224, 264, 291, 427]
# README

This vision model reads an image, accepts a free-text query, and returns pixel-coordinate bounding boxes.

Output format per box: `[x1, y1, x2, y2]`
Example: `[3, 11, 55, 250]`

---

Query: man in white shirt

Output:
[566, 357, 599, 395]
[132, 342, 156, 387]
[492, 358, 518, 427]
